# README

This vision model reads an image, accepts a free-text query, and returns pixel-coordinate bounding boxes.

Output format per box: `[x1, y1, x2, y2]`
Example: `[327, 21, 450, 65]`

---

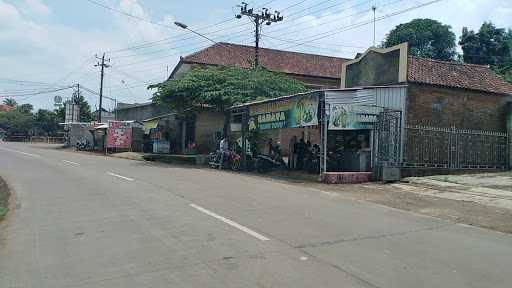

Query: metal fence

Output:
[403, 125, 508, 170]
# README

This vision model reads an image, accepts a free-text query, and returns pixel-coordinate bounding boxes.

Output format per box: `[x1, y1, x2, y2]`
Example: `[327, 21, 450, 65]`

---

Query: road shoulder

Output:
[0, 177, 10, 222]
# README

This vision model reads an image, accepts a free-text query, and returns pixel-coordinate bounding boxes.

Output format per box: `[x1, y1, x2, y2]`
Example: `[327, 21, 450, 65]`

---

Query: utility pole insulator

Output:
[236, 2, 283, 68]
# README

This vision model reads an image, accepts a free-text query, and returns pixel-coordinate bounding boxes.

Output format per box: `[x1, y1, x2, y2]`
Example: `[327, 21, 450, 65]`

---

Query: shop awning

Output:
[143, 119, 159, 133]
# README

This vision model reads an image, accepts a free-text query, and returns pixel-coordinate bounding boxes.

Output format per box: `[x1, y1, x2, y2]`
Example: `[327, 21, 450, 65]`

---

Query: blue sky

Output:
[1, 0, 511, 111]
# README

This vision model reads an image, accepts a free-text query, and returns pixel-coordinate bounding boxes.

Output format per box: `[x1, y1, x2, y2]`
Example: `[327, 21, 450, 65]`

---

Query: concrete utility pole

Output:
[372, 4, 377, 47]
[236, 2, 283, 67]
[95, 53, 110, 122]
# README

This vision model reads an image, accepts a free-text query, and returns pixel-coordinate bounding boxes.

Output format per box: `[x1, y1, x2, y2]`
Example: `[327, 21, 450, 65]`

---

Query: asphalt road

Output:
[1, 142, 512, 288]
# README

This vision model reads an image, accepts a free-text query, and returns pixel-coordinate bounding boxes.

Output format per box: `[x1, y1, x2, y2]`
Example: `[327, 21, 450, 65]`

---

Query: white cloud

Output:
[23, 0, 50, 16]
[0, 0, 180, 109]
[2, 0, 512, 109]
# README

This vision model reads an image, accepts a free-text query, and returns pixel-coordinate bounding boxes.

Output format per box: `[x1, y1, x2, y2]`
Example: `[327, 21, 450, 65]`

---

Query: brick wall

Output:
[407, 83, 508, 131]
[194, 110, 225, 154]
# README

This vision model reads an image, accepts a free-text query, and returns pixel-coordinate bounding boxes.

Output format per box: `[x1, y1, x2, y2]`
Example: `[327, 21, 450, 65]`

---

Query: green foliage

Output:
[460, 22, 512, 83]
[2, 98, 17, 107]
[246, 129, 267, 155]
[17, 103, 33, 114]
[0, 178, 9, 221]
[0, 96, 94, 136]
[0, 108, 35, 135]
[34, 109, 60, 136]
[383, 18, 456, 61]
[76, 95, 94, 122]
[150, 66, 306, 116]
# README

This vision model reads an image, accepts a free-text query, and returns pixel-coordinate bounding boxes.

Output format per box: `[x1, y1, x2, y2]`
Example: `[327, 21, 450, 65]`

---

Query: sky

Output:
[0, 0, 511, 111]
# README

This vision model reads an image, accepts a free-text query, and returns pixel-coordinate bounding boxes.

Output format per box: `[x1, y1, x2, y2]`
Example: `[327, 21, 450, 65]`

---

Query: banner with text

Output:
[248, 94, 319, 131]
[328, 104, 382, 130]
[107, 121, 132, 148]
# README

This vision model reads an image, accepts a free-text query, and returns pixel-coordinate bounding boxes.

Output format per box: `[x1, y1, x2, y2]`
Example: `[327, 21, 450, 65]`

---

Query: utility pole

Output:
[236, 2, 283, 67]
[95, 53, 110, 122]
[372, 4, 377, 47]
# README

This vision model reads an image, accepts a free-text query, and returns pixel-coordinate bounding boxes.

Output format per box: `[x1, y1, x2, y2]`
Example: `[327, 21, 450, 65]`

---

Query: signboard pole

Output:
[322, 102, 329, 175]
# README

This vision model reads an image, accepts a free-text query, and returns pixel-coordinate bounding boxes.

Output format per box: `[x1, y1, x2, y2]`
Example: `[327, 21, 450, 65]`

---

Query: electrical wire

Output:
[84, 0, 178, 30]
[277, 0, 445, 50]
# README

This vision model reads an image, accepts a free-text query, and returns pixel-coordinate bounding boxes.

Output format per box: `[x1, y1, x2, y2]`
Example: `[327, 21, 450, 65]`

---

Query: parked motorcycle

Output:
[255, 144, 287, 173]
[304, 146, 321, 174]
[75, 139, 91, 151]
[209, 149, 241, 171]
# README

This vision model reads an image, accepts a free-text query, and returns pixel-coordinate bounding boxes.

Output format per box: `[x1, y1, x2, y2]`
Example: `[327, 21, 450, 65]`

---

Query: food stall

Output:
[230, 86, 406, 181]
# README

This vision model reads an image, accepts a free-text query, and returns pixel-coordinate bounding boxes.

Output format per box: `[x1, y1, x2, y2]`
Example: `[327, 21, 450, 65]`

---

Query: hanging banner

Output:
[248, 94, 319, 130]
[329, 104, 382, 130]
[107, 121, 132, 148]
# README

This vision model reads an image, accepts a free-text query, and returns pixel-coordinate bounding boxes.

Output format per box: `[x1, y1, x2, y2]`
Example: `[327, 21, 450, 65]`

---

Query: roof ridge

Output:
[217, 42, 349, 60]
[409, 55, 489, 69]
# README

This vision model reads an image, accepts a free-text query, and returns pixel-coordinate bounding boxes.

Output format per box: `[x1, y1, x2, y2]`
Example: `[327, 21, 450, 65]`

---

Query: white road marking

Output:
[107, 172, 134, 181]
[62, 160, 80, 166]
[189, 203, 270, 241]
[0, 147, 41, 157]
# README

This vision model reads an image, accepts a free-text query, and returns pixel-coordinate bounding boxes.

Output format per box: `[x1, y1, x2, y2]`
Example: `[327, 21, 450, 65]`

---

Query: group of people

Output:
[287, 136, 320, 171]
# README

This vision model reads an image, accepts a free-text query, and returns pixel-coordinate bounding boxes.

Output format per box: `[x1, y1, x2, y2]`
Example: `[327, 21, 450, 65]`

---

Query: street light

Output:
[174, 21, 219, 45]
[174, 21, 188, 29]
[173, 21, 245, 61]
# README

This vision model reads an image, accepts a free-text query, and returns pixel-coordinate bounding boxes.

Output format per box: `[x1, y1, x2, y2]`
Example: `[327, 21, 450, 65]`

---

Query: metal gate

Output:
[373, 109, 402, 179]
[403, 126, 508, 170]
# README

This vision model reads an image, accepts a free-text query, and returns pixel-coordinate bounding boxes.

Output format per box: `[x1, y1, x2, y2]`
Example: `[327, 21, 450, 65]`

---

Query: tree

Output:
[17, 103, 33, 114]
[2, 98, 17, 107]
[76, 95, 94, 122]
[35, 109, 59, 136]
[0, 109, 35, 135]
[150, 66, 306, 134]
[383, 18, 456, 61]
[460, 22, 512, 82]
[55, 95, 94, 123]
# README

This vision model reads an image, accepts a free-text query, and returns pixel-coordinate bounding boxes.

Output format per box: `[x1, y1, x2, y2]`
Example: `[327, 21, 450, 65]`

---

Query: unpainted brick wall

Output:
[194, 110, 225, 154]
[407, 84, 508, 131]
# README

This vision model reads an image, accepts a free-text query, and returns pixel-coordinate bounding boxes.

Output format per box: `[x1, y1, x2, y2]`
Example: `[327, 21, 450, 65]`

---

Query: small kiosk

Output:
[231, 86, 406, 183]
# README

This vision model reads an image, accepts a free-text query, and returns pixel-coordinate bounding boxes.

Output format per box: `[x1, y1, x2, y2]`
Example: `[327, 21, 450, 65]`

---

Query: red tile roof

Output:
[0, 104, 14, 112]
[408, 56, 512, 95]
[181, 42, 349, 79]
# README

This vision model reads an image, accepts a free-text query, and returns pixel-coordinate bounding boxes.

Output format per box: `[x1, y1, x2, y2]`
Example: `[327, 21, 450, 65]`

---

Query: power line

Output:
[100, 0, 273, 55]
[280, 0, 309, 11]
[266, 0, 408, 49]
[84, 0, 177, 30]
[0, 85, 76, 98]
[278, 0, 445, 50]
[264, 0, 374, 35]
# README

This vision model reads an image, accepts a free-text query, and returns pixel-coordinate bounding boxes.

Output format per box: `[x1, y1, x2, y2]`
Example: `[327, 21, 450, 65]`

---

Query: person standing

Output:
[297, 138, 306, 170]
[288, 136, 297, 170]
[219, 135, 230, 169]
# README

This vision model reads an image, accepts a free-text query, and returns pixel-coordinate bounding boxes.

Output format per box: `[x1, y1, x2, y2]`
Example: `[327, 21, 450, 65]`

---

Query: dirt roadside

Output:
[215, 168, 512, 234]
[0, 177, 10, 222]
[302, 182, 512, 234]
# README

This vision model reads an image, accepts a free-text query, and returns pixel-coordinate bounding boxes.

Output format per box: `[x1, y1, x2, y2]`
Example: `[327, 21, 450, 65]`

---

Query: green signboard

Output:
[329, 104, 382, 130]
[248, 94, 319, 131]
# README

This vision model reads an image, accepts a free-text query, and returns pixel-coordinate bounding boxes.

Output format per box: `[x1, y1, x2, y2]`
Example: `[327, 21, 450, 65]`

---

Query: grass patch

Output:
[0, 177, 10, 221]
